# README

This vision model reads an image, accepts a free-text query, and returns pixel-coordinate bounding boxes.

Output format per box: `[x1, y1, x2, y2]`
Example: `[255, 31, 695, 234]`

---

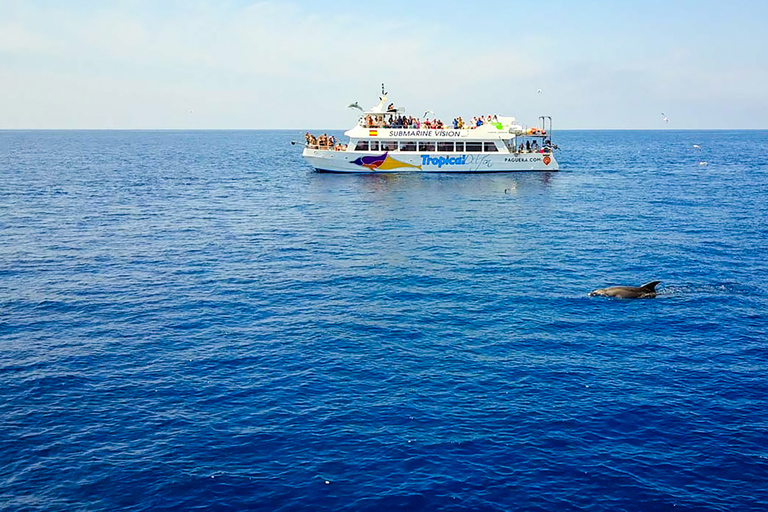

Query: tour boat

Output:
[302, 87, 559, 173]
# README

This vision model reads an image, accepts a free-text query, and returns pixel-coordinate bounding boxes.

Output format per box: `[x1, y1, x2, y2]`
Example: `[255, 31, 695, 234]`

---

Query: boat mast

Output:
[539, 115, 552, 140]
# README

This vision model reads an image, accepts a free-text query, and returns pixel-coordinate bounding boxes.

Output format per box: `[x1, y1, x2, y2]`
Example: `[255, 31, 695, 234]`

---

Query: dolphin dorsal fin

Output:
[641, 281, 661, 291]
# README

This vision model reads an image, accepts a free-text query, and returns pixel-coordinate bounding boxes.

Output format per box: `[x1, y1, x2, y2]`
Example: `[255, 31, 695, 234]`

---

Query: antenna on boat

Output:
[539, 116, 552, 133]
[538, 116, 557, 149]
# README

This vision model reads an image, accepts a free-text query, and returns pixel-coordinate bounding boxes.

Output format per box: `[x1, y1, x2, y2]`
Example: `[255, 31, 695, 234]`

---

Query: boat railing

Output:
[306, 143, 347, 151]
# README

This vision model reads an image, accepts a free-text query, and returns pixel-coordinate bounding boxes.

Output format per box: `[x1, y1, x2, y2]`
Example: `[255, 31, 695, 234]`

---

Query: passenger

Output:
[518, 143, 524, 153]
[525, 140, 531, 152]
[476, 117, 483, 127]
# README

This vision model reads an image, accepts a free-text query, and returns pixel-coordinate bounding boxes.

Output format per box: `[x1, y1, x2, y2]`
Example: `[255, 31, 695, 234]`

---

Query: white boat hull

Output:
[303, 149, 558, 173]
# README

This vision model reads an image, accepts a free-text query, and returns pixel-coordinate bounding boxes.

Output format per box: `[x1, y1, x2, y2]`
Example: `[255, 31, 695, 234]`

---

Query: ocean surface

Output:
[1, 129, 767, 511]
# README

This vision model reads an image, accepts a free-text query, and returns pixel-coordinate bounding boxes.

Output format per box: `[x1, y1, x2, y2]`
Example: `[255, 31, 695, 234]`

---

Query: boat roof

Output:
[345, 87, 548, 139]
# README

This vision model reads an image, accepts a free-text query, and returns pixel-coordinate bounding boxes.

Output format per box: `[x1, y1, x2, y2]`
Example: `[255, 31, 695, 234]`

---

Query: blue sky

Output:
[1, 0, 766, 129]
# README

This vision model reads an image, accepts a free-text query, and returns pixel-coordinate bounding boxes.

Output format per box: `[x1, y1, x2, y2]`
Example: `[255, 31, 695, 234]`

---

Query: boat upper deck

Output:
[304, 85, 555, 153]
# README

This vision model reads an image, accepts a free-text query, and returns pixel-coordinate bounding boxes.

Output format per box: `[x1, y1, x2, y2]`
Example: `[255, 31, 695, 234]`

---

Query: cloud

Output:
[2, 1, 765, 128]
[0, 1, 553, 128]
[0, 22, 56, 52]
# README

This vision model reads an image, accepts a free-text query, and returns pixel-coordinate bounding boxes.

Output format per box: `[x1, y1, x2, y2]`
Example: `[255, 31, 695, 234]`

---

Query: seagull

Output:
[693, 144, 701, 149]
[661, 112, 669, 124]
[537, 88, 542, 94]
[347, 102, 363, 111]
[423, 110, 434, 118]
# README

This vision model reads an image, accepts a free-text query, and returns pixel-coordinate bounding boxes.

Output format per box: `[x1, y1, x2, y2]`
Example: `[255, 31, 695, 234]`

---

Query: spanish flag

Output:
[369, 129, 378, 137]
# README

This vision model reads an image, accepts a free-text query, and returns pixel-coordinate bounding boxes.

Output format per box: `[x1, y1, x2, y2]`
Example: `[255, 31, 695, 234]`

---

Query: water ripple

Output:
[1, 130, 767, 511]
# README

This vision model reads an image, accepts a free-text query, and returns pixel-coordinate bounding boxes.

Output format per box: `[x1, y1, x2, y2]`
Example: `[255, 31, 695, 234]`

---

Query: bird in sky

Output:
[347, 102, 363, 111]
[423, 110, 434, 118]
[661, 112, 669, 124]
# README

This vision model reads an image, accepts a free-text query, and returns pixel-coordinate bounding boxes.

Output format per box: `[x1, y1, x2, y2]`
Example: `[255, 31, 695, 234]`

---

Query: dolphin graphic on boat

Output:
[350, 152, 422, 171]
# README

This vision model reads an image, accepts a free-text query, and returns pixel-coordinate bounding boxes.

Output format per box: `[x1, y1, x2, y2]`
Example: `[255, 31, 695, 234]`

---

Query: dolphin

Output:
[589, 281, 661, 299]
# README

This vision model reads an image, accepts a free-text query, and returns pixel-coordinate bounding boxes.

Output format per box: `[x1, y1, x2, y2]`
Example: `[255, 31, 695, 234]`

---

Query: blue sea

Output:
[1, 129, 767, 511]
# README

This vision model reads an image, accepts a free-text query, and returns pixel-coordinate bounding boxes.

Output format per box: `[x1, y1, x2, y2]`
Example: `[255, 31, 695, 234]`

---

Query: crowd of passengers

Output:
[305, 109, 555, 152]
[363, 112, 501, 130]
[304, 132, 347, 151]
[518, 139, 551, 153]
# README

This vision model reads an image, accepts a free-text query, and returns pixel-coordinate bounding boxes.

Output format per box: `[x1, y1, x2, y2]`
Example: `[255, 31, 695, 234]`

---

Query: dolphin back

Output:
[641, 281, 661, 292]
[589, 280, 662, 298]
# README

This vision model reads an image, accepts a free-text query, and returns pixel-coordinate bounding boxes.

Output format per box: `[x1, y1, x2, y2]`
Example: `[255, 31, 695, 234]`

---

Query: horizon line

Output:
[2, 128, 767, 132]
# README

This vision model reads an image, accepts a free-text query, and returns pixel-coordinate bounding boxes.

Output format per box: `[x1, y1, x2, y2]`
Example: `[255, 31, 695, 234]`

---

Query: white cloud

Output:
[0, 1, 554, 128]
[0, 21, 56, 52]
[1, 1, 766, 128]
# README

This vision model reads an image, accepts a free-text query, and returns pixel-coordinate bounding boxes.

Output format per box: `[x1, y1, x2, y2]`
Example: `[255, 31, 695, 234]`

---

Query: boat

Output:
[302, 86, 559, 173]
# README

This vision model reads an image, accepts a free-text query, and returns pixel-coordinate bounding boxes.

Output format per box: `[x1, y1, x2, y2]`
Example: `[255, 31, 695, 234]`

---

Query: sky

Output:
[1, 0, 767, 130]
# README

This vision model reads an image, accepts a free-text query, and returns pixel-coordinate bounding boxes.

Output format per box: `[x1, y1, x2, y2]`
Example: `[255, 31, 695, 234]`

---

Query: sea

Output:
[1, 129, 767, 511]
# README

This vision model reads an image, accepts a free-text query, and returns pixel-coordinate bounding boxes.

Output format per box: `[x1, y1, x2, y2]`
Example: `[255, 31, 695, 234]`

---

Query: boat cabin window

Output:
[418, 141, 436, 152]
[352, 139, 501, 153]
